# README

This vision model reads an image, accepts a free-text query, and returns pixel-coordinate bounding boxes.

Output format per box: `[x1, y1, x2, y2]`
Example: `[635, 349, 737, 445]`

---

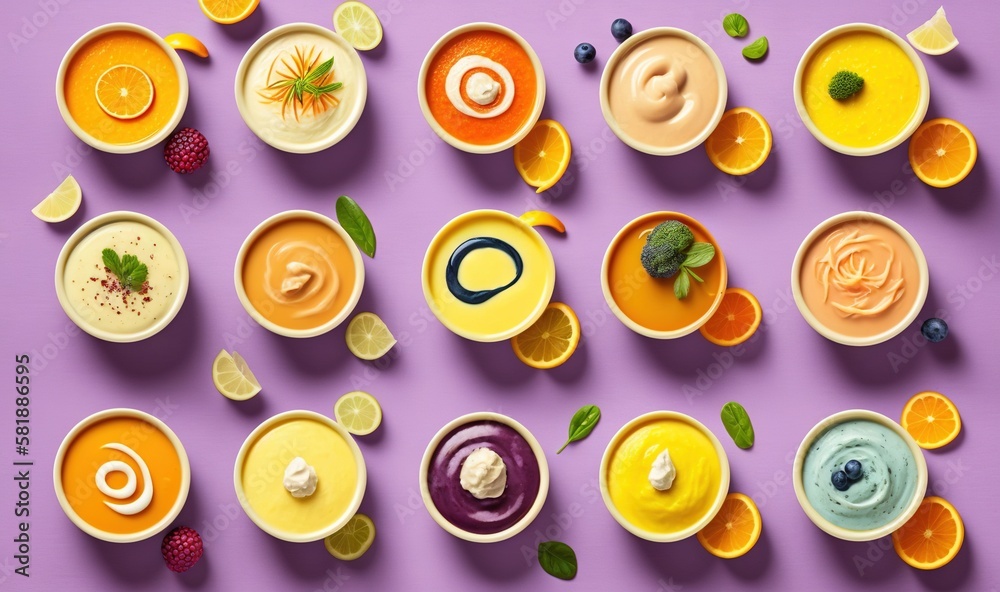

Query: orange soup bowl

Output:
[417, 23, 546, 154]
[791, 211, 928, 346]
[601, 212, 728, 339]
[56, 23, 189, 154]
[234, 210, 365, 338]
[53, 408, 191, 543]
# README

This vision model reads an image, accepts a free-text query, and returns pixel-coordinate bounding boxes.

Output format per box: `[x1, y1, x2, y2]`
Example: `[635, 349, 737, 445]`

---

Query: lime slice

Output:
[212, 350, 262, 400]
[333, 1, 383, 51]
[32, 175, 82, 223]
[324, 513, 375, 560]
[907, 7, 958, 55]
[334, 391, 382, 436]
[345, 312, 396, 360]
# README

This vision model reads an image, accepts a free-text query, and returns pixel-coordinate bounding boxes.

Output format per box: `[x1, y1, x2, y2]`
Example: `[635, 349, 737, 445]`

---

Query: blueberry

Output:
[574, 43, 596, 64]
[611, 18, 633, 42]
[844, 460, 863, 481]
[831, 471, 850, 491]
[921, 318, 948, 343]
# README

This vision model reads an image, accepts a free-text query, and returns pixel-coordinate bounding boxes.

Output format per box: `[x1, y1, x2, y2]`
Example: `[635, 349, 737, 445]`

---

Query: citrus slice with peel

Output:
[697, 493, 762, 559]
[699, 288, 762, 347]
[164, 33, 209, 58]
[346, 312, 396, 360]
[199, 0, 259, 24]
[212, 350, 262, 400]
[333, 1, 383, 51]
[892, 496, 964, 570]
[325, 513, 375, 560]
[95, 65, 153, 120]
[32, 175, 82, 223]
[909, 118, 977, 188]
[519, 210, 566, 233]
[907, 7, 958, 55]
[705, 107, 772, 176]
[334, 391, 382, 436]
[901, 391, 961, 449]
[514, 119, 572, 193]
[511, 302, 580, 369]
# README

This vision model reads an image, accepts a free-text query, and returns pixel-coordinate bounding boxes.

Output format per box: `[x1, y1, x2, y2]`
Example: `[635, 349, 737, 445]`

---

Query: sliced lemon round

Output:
[164, 33, 209, 58]
[324, 513, 375, 560]
[212, 350, 262, 400]
[345, 312, 396, 360]
[334, 391, 382, 436]
[333, 1, 383, 51]
[95, 65, 154, 120]
[907, 7, 958, 55]
[32, 175, 82, 223]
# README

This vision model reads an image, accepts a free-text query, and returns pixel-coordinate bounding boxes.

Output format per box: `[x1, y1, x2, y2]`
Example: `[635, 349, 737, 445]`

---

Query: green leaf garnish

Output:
[336, 195, 376, 257]
[673, 268, 691, 299]
[557, 405, 601, 454]
[721, 402, 755, 449]
[742, 36, 768, 60]
[102, 248, 148, 291]
[723, 14, 749, 38]
[683, 242, 715, 268]
[538, 541, 578, 580]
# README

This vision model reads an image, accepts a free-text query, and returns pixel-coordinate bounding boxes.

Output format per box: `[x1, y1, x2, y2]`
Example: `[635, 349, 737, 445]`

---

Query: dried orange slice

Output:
[705, 107, 772, 176]
[909, 118, 977, 188]
[892, 496, 964, 570]
[514, 119, 572, 193]
[199, 0, 259, 24]
[95, 65, 153, 120]
[511, 302, 580, 369]
[900, 391, 961, 449]
[697, 493, 762, 559]
[700, 288, 762, 347]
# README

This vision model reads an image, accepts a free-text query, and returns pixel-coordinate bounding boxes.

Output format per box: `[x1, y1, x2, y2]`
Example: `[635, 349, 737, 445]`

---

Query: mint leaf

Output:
[743, 36, 769, 60]
[723, 14, 749, 38]
[683, 242, 716, 268]
[538, 541, 577, 580]
[336, 195, 376, 257]
[102, 248, 122, 277]
[102, 248, 147, 290]
[674, 268, 691, 299]
[721, 402, 755, 449]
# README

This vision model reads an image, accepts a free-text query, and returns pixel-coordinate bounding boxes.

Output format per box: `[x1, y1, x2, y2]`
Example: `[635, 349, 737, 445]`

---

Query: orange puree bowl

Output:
[53, 408, 191, 543]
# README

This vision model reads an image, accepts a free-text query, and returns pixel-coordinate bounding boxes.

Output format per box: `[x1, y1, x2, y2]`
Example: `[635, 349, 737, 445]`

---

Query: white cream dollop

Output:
[459, 447, 507, 499]
[283, 456, 318, 498]
[465, 72, 500, 105]
[649, 449, 676, 491]
[444, 55, 515, 119]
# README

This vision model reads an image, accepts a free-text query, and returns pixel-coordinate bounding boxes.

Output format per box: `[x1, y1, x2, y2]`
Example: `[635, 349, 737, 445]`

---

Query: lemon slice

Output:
[324, 513, 375, 560]
[907, 7, 958, 55]
[333, 1, 383, 51]
[95, 65, 154, 120]
[32, 175, 82, 223]
[212, 350, 262, 400]
[345, 312, 396, 360]
[334, 391, 382, 436]
[164, 33, 209, 58]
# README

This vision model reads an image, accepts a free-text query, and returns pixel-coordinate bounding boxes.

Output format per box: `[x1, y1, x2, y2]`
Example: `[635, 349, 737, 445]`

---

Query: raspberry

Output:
[161, 526, 204, 573]
[163, 127, 210, 174]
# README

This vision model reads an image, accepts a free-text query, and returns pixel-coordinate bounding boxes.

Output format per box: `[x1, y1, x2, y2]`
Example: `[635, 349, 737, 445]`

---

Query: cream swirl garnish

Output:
[263, 240, 339, 319]
[282, 457, 318, 498]
[628, 52, 694, 124]
[445, 55, 514, 119]
[95, 443, 153, 515]
[815, 228, 905, 317]
[648, 448, 676, 491]
[459, 447, 507, 499]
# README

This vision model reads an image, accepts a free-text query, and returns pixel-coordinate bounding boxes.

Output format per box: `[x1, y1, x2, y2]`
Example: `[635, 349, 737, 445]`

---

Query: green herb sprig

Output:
[721, 402, 755, 449]
[538, 541, 578, 580]
[102, 248, 148, 291]
[673, 242, 716, 300]
[557, 404, 601, 454]
[336, 195, 376, 258]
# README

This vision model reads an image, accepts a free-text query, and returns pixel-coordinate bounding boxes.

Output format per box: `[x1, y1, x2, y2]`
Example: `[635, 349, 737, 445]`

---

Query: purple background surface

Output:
[2, 0, 998, 590]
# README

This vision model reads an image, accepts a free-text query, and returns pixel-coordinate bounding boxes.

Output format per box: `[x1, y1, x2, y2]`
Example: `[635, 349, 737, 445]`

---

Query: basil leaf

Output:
[742, 36, 769, 60]
[538, 541, 577, 580]
[336, 195, 377, 257]
[674, 268, 691, 299]
[721, 402, 755, 449]
[723, 14, 749, 38]
[683, 242, 715, 268]
[557, 404, 600, 454]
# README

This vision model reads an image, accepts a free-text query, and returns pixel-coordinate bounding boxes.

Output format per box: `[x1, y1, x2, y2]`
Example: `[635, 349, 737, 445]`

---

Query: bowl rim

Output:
[599, 410, 731, 542]
[233, 209, 366, 338]
[52, 408, 192, 543]
[416, 22, 547, 154]
[420, 209, 556, 342]
[234, 22, 368, 154]
[54, 210, 190, 343]
[55, 22, 189, 154]
[791, 409, 929, 541]
[599, 26, 729, 156]
[600, 212, 728, 339]
[792, 22, 930, 157]
[233, 409, 368, 543]
[790, 210, 929, 346]
[418, 411, 550, 543]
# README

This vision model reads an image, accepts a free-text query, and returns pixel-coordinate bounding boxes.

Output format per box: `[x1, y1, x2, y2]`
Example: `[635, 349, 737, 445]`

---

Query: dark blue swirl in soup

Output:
[446, 237, 523, 304]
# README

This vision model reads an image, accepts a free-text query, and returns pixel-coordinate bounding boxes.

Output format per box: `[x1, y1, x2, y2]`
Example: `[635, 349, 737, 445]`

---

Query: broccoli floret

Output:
[647, 220, 694, 252]
[641, 242, 686, 278]
[828, 70, 864, 100]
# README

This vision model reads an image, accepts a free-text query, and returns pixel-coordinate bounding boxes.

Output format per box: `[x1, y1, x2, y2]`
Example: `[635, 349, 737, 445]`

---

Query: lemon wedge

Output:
[212, 350, 262, 400]
[32, 175, 82, 223]
[907, 7, 958, 55]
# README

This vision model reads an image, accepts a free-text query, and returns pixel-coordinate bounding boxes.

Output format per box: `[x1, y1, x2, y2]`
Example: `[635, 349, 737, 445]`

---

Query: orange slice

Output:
[199, 0, 260, 24]
[909, 118, 977, 188]
[95, 65, 153, 120]
[519, 210, 566, 233]
[697, 493, 762, 559]
[164, 33, 209, 58]
[511, 302, 580, 369]
[900, 391, 961, 449]
[892, 496, 964, 570]
[699, 288, 762, 347]
[705, 107, 772, 176]
[514, 119, 572, 193]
